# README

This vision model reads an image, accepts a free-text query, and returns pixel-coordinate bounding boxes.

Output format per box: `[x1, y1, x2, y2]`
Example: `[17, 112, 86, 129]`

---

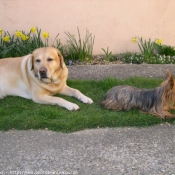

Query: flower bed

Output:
[0, 27, 175, 65]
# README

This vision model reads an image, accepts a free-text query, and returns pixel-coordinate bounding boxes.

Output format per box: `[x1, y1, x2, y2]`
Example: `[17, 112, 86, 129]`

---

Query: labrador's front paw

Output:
[65, 102, 80, 111]
[79, 95, 93, 104]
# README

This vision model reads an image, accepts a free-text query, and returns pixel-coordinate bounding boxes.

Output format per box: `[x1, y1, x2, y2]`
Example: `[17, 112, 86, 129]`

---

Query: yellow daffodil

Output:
[30, 27, 36, 33]
[42, 32, 49, 39]
[15, 30, 22, 38]
[156, 38, 162, 45]
[21, 34, 29, 41]
[0, 28, 3, 35]
[132, 37, 137, 43]
[2, 35, 10, 42]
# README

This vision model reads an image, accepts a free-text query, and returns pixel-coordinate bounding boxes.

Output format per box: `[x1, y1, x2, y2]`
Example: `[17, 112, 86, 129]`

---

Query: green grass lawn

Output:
[0, 77, 175, 132]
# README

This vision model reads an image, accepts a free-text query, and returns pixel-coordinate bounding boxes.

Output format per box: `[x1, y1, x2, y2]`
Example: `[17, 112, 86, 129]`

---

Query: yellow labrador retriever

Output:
[0, 47, 93, 110]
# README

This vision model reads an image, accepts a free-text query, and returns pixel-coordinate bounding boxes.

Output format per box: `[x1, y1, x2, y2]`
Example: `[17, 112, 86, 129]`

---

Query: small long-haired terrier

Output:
[101, 71, 175, 118]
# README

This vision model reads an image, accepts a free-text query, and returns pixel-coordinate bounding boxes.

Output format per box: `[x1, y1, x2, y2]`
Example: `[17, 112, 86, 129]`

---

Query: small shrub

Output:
[65, 27, 95, 63]
[132, 37, 156, 61]
[119, 52, 144, 64]
[147, 55, 175, 64]
[101, 47, 112, 61]
[158, 45, 175, 56]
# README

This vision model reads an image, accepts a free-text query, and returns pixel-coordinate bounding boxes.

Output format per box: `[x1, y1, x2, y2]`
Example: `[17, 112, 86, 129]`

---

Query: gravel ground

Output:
[1, 125, 175, 175]
[1, 64, 175, 175]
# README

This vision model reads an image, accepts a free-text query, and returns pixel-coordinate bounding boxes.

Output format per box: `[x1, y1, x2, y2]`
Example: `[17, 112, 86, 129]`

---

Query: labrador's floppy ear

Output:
[57, 49, 64, 69]
[30, 53, 35, 71]
[30, 48, 38, 71]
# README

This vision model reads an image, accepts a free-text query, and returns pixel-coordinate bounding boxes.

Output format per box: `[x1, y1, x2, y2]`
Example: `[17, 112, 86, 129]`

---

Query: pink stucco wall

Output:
[0, 0, 175, 54]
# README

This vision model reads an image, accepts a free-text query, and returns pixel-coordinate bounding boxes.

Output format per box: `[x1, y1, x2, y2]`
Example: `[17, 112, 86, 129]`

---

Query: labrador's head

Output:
[31, 47, 64, 83]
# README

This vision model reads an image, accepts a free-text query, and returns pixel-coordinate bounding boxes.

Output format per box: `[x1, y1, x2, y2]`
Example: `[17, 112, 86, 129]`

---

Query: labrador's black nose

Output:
[39, 68, 47, 78]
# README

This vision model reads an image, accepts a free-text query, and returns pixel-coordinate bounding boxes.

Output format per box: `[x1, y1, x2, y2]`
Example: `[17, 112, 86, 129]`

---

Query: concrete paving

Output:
[68, 64, 175, 80]
[1, 64, 175, 175]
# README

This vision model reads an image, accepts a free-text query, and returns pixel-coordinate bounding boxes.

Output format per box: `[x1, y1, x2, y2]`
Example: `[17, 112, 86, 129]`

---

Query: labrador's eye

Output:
[36, 59, 41, 63]
[47, 58, 53, 62]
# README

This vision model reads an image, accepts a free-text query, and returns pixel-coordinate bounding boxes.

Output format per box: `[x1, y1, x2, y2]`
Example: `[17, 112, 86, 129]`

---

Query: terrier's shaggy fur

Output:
[101, 71, 175, 118]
